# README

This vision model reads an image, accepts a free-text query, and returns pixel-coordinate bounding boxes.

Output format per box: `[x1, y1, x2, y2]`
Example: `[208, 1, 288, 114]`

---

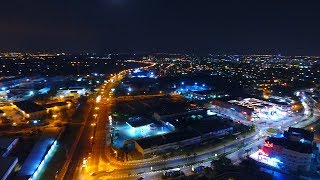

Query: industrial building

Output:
[17, 127, 62, 180]
[133, 118, 233, 156]
[0, 138, 19, 157]
[0, 157, 18, 180]
[44, 101, 71, 112]
[56, 87, 87, 98]
[185, 90, 229, 101]
[13, 101, 47, 120]
[0, 138, 19, 180]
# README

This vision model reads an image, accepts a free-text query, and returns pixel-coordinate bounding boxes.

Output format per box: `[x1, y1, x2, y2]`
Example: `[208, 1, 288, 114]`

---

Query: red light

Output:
[258, 148, 268, 156]
[264, 141, 273, 148]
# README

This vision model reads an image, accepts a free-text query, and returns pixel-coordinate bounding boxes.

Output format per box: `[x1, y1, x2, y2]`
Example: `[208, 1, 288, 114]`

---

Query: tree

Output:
[60, 109, 69, 121]
[185, 151, 191, 163]
[212, 156, 232, 173]
[240, 159, 259, 173]
[162, 154, 168, 169]
[244, 149, 251, 157]
[193, 152, 197, 164]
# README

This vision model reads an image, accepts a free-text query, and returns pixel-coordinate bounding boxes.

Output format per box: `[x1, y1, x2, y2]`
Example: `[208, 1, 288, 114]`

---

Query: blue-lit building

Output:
[260, 127, 318, 173]
[15, 127, 61, 180]
[176, 83, 210, 95]
[129, 69, 156, 78]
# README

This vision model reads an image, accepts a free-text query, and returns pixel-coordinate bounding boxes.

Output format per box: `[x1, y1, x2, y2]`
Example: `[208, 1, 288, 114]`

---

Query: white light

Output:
[96, 95, 101, 103]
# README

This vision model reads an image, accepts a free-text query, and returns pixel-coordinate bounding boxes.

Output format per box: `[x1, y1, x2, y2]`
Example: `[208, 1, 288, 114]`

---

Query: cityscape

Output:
[1, 1, 320, 180]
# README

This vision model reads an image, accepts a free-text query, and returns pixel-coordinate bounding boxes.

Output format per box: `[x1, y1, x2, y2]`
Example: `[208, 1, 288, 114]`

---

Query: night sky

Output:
[1, 0, 320, 55]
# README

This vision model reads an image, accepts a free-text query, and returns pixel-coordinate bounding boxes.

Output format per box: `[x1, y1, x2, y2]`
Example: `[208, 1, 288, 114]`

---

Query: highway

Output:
[64, 70, 133, 180]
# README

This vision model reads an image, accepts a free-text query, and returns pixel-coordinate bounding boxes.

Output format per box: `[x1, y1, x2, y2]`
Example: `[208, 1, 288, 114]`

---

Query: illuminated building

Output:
[129, 69, 156, 78]
[211, 99, 253, 121]
[17, 127, 61, 179]
[56, 87, 87, 98]
[253, 127, 318, 173]
[211, 97, 291, 121]
[133, 119, 233, 156]
[0, 138, 19, 180]
[0, 157, 18, 180]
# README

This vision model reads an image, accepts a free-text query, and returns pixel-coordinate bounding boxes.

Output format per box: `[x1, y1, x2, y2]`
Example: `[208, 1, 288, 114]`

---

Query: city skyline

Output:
[1, 1, 320, 180]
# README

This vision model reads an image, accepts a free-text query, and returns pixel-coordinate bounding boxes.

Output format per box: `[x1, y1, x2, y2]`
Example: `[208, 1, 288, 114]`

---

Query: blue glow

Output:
[250, 151, 283, 169]
[275, 133, 284, 138]
[32, 140, 58, 179]
[181, 82, 185, 85]
[38, 87, 50, 94]
[18, 138, 58, 178]
[133, 69, 141, 73]
[300, 138, 305, 143]
[128, 87, 132, 92]
[113, 121, 172, 148]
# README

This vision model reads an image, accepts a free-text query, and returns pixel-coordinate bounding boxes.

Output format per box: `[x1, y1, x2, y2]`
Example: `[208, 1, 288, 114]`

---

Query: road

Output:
[64, 71, 127, 180]
[60, 100, 94, 180]
[84, 132, 260, 179]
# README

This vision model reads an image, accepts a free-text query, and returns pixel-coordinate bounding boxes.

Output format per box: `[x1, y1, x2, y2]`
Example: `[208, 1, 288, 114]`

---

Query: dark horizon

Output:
[1, 0, 320, 55]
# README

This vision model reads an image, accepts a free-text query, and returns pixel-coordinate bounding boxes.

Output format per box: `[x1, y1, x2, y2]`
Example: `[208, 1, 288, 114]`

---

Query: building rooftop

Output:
[0, 157, 18, 180]
[190, 90, 224, 95]
[212, 99, 254, 113]
[136, 130, 200, 150]
[189, 118, 232, 135]
[126, 118, 154, 128]
[0, 137, 18, 156]
[17, 127, 61, 178]
[44, 101, 68, 108]
[267, 136, 313, 154]
[17, 138, 55, 177]
[14, 101, 46, 113]
[136, 116, 232, 150]
[286, 127, 314, 142]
